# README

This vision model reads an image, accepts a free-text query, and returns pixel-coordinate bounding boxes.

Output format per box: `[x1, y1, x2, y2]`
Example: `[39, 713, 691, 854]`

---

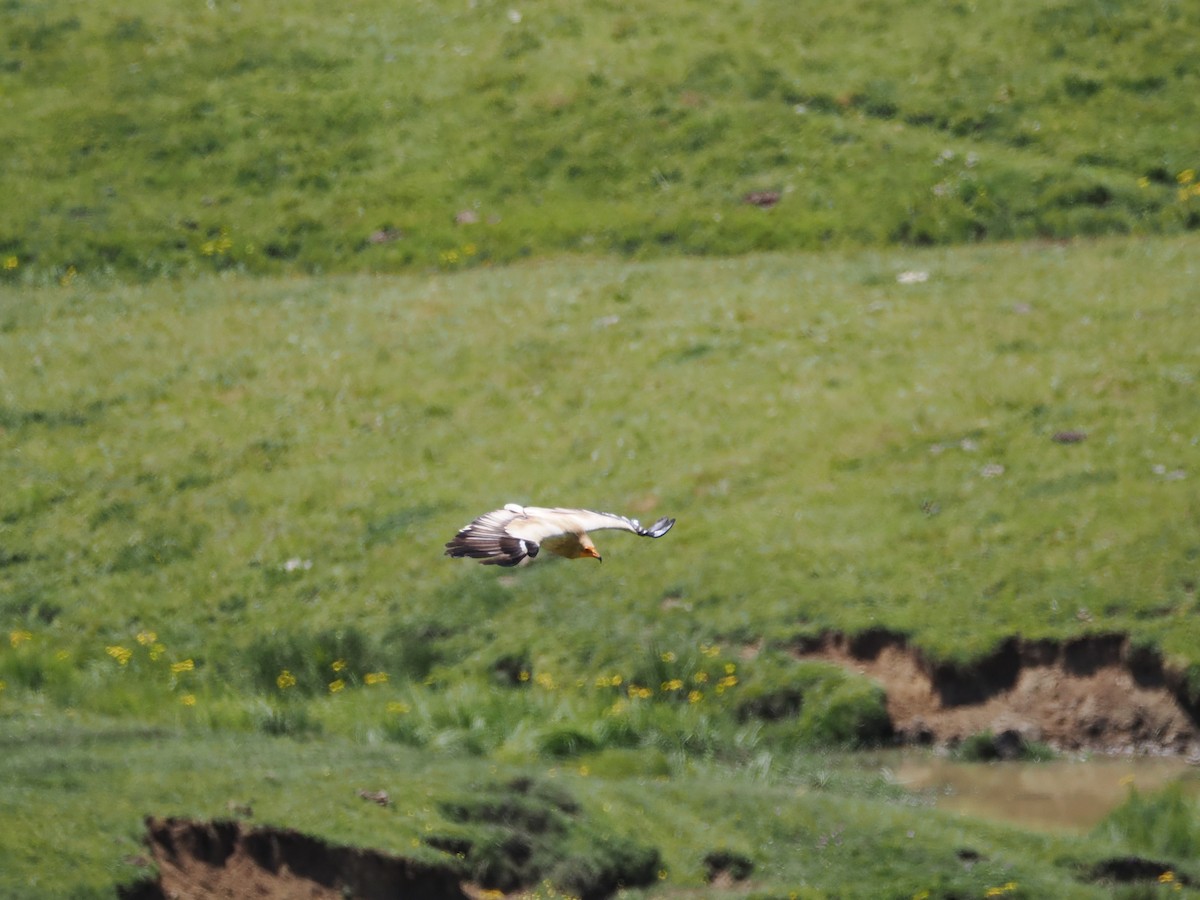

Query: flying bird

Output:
[445, 504, 675, 567]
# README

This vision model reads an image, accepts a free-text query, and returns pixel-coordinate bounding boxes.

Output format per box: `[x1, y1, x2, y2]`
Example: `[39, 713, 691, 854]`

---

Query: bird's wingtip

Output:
[645, 516, 675, 538]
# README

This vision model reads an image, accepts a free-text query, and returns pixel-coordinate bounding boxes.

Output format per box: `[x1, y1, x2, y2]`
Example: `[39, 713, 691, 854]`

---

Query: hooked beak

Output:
[582, 546, 602, 562]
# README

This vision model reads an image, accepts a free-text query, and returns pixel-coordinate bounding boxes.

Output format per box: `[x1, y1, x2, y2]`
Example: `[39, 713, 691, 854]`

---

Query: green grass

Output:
[4, 5, 1200, 889]
[3, 238, 1198, 675]
[2, 237, 1199, 895]
[1094, 781, 1200, 866]
[1, 713, 1190, 900]
[2, 0, 1199, 282]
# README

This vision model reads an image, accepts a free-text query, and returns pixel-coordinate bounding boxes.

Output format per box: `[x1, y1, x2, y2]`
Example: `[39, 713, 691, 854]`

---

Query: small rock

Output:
[1052, 430, 1088, 443]
[743, 190, 781, 208]
[357, 789, 390, 807]
[368, 228, 403, 244]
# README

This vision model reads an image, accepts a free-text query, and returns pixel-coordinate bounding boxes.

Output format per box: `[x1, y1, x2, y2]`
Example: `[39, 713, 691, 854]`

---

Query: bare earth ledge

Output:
[790, 629, 1200, 756]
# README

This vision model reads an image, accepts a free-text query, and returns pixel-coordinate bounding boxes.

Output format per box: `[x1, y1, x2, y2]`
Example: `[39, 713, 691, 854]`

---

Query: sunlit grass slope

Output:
[3, 0, 1199, 281]
[3, 236, 1198, 731]
[3, 237, 1200, 896]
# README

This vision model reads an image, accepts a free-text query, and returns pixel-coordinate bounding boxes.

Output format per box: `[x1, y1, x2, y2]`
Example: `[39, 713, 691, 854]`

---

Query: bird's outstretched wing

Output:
[443, 505, 539, 567]
[521, 507, 676, 539]
[444, 504, 675, 566]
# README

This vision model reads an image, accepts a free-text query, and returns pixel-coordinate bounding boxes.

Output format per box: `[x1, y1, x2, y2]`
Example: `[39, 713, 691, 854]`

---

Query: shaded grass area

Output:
[0, 714, 1190, 899]
[2, 0, 1199, 282]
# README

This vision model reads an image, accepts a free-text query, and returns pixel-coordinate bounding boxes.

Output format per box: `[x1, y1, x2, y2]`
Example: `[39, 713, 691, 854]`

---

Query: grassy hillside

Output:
[5, 235, 1199, 671]
[3, 0, 1199, 282]
[5, 3, 1200, 886]
[5, 714, 1177, 900]
[3, 237, 1200, 893]
[2, 234, 1197, 679]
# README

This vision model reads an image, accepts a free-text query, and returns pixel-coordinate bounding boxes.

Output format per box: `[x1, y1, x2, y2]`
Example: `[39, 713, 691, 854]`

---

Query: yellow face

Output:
[578, 545, 602, 562]
[542, 533, 602, 561]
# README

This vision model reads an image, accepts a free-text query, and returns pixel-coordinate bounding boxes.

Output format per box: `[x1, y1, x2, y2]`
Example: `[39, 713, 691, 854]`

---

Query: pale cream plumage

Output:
[445, 503, 675, 566]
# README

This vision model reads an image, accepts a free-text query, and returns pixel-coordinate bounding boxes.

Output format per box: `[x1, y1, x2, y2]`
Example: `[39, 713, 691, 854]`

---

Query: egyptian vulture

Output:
[445, 504, 675, 567]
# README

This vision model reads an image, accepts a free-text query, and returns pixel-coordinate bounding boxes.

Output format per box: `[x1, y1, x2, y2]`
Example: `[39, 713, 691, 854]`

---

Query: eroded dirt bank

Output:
[119, 816, 1187, 899]
[791, 630, 1200, 754]
[120, 817, 467, 900]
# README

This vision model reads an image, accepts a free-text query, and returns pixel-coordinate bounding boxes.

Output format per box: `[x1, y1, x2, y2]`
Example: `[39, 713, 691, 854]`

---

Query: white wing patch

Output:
[445, 504, 675, 566]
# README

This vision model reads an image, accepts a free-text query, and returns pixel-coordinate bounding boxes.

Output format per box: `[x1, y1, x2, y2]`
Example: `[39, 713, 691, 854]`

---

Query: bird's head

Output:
[579, 543, 602, 563]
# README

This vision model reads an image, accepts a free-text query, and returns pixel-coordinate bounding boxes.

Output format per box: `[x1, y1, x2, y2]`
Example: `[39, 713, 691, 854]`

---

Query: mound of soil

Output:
[792, 631, 1200, 754]
[120, 817, 467, 900]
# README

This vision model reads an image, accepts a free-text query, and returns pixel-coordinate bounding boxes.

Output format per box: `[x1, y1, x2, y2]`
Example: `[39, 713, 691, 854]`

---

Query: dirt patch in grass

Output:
[123, 790, 660, 900]
[120, 816, 468, 900]
[791, 631, 1200, 755]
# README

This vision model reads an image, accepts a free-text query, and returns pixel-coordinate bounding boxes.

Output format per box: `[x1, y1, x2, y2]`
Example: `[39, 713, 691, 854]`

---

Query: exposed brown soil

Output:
[117, 633, 1199, 897]
[120, 817, 468, 900]
[791, 630, 1200, 754]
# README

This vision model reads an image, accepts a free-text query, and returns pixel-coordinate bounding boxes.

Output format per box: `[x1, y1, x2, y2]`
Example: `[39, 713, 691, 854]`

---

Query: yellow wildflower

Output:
[694, 671, 709, 683]
[136, 631, 157, 646]
[106, 645, 133, 666]
[149, 643, 166, 661]
[984, 885, 1018, 897]
[180, 694, 196, 707]
[662, 678, 684, 692]
[364, 672, 388, 685]
[724, 662, 737, 674]
[10, 630, 32, 648]
[387, 701, 410, 714]
[518, 669, 530, 682]
[688, 690, 704, 704]
[660, 651, 676, 663]
[329, 678, 346, 694]
[1178, 169, 1195, 185]
[331, 658, 347, 673]
[1159, 871, 1176, 884]
[276, 669, 297, 689]
[534, 672, 555, 689]
[170, 659, 195, 674]
[2, 256, 17, 270]
[201, 230, 233, 256]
